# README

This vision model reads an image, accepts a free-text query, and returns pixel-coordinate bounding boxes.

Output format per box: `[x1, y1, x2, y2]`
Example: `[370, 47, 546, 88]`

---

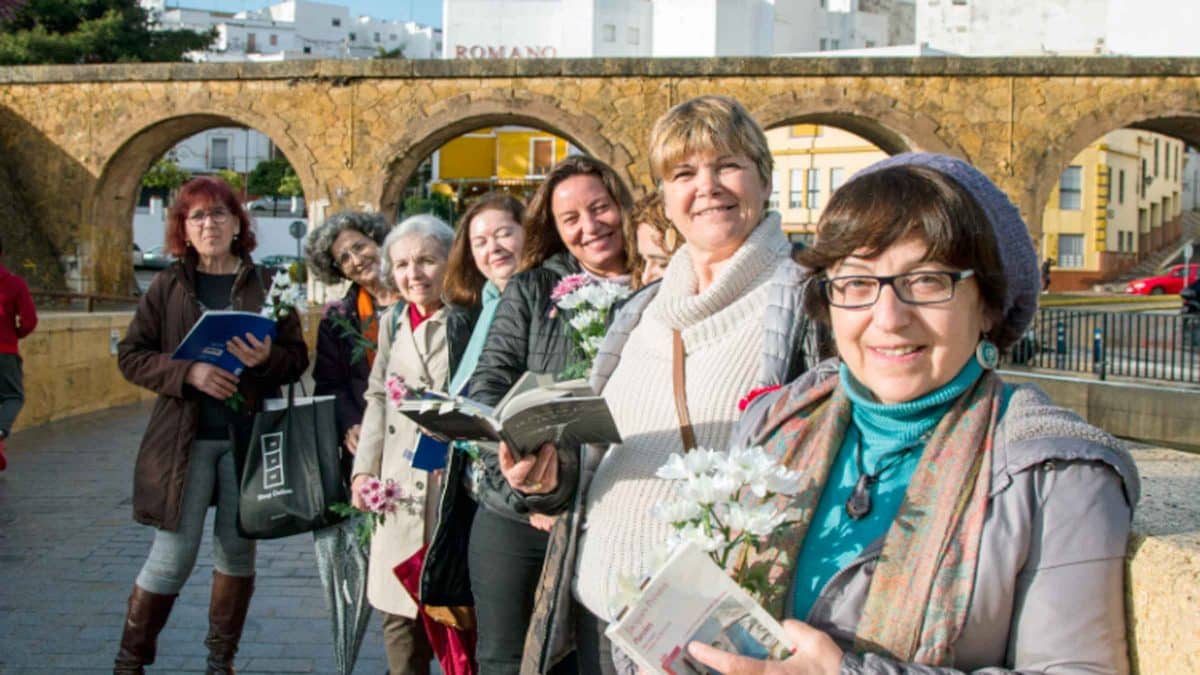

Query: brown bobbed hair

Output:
[520, 155, 636, 274]
[165, 176, 257, 259]
[798, 165, 1016, 349]
[627, 191, 682, 289]
[444, 192, 526, 306]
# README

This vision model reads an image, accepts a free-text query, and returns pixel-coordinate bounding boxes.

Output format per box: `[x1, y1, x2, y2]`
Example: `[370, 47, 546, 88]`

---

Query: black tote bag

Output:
[237, 383, 348, 539]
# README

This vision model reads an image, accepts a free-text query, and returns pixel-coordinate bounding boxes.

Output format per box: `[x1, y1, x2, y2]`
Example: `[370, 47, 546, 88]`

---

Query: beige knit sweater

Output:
[573, 214, 792, 620]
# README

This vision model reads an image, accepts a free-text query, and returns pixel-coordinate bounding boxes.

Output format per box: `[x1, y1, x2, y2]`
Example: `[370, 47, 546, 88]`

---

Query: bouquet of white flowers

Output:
[261, 269, 306, 321]
[611, 445, 803, 615]
[550, 273, 630, 379]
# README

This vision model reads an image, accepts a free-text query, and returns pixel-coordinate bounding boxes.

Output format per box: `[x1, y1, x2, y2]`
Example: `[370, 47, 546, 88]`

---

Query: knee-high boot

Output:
[204, 571, 255, 674]
[113, 585, 178, 674]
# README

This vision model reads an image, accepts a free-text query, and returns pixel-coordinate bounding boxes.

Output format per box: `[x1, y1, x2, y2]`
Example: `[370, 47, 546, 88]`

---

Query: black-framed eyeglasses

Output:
[821, 269, 975, 309]
[185, 207, 232, 226]
[336, 239, 375, 271]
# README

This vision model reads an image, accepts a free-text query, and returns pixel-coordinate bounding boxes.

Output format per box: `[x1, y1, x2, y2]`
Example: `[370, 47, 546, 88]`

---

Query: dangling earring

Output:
[233, 231, 239, 241]
[975, 337, 999, 370]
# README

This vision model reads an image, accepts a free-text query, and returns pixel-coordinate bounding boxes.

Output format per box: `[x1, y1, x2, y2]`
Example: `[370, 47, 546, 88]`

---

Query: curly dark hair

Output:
[303, 211, 392, 285]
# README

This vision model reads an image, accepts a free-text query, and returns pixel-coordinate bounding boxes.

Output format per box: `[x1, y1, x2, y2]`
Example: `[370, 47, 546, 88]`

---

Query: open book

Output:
[395, 372, 621, 457]
[605, 543, 793, 675]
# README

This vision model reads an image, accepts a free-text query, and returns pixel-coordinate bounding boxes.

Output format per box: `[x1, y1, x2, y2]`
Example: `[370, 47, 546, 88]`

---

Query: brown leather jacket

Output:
[117, 256, 309, 531]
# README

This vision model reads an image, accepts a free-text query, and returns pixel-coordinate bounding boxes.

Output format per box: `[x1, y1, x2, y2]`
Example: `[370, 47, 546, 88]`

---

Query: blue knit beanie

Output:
[850, 152, 1040, 340]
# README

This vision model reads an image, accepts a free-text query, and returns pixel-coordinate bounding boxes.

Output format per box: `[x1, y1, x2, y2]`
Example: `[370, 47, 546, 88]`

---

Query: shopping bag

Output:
[238, 383, 347, 539]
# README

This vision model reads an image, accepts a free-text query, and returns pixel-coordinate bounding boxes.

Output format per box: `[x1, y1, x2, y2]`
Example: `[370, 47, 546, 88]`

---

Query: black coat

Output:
[312, 284, 373, 460]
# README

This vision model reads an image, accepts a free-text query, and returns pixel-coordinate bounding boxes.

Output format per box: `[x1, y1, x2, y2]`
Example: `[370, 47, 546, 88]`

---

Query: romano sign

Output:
[452, 45, 559, 58]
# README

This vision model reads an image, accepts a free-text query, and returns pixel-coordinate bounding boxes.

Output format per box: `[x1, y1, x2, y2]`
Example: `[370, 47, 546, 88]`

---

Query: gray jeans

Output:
[135, 439, 256, 594]
[0, 353, 23, 437]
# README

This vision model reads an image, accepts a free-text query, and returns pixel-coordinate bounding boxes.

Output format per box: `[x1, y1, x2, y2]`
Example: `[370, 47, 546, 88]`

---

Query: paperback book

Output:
[172, 310, 278, 376]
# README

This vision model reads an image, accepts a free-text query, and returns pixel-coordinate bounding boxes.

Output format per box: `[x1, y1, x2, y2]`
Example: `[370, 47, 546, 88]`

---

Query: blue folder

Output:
[171, 310, 278, 376]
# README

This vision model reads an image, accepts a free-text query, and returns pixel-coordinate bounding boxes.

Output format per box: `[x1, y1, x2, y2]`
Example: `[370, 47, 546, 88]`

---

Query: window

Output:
[349, 32, 357, 42]
[628, 27, 639, 45]
[1118, 169, 1125, 204]
[602, 24, 616, 42]
[788, 169, 804, 208]
[390, 33, 397, 41]
[865, 40, 876, 48]
[209, 138, 230, 170]
[530, 138, 555, 176]
[246, 33, 257, 53]
[806, 168, 820, 209]
[374, 32, 380, 43]
[303, 46, 312, 54]
[952, 0, 968, 5]
[1058, 165, 1082, 210]
[332, 18, 341, 27]
[830, 39, 840, 50]
[1154, 139, 1160, 177]
[830, 167, 845, 193]
[819, 38, 828, 51]
[1057, 234, 1084, 268]
[269, 34, 277, 47]
[769, 171, 781, 210]
[1141, 159, 1147, 196]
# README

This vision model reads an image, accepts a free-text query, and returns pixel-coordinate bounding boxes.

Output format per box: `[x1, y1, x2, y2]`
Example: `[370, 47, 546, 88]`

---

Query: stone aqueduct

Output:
[2, 57, 1200, 294]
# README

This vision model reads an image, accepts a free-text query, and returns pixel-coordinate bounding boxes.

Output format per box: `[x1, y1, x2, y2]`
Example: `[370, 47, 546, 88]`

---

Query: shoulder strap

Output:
[672, 329, 697, 452]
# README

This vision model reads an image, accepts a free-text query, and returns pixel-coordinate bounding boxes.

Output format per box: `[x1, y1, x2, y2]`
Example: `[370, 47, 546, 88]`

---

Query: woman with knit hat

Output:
[497, 95, 821, 674]
[690, 154, 1139, 674]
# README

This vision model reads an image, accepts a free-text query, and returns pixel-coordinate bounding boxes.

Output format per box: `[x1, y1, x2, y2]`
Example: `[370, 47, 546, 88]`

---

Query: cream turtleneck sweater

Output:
[573, 213, 792, 620]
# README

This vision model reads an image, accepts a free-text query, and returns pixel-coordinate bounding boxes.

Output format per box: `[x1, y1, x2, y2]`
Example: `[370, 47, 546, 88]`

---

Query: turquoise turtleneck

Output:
[448, 281, 502, 396]
[789, 358, 986, 621]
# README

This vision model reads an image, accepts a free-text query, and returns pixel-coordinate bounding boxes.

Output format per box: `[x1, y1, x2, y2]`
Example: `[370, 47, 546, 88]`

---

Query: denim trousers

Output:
[135, 439, 256, 594]
[0, 353, 24, 437]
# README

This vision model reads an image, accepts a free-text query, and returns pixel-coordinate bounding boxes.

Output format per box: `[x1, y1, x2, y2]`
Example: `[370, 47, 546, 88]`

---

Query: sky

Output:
[175, 0, 444, 27]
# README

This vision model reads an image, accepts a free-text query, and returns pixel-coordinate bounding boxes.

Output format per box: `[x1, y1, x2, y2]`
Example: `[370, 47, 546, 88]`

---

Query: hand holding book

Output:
[498, 441, 559, 494]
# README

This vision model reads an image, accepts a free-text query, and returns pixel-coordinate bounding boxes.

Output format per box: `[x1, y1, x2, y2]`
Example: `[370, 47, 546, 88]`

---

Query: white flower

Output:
[670, 523, 727, 553]
[556, 291, 586, 310]
[651, 499, 702, 524]
[740, 503, 791, 538]
[656, 449, 720, 480]
[607, 571, 646, 619]
[721, 445, 774, 485]
[755, 465, 803, 497]
[271, 269, 291, 287]
[678, 474, 725, 505]
[568, 308, 601, 332]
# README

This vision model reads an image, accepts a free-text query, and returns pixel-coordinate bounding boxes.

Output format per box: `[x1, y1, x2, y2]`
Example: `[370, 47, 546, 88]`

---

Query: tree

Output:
[247, 157, 291, 197]
[0, 0, 215, 65]
[278, 169, 302, 198]
[402, 193, 456, 224]
[214, 169, 244, 195]
[140, 157, 190, 191]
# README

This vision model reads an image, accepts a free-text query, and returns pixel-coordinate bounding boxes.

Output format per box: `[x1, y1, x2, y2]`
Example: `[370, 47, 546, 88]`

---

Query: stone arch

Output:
[376, 91, 628, 218]
[752, 92, 961, 158]
[86, 111, 320, 293]
[1027, 89, 1200, 235]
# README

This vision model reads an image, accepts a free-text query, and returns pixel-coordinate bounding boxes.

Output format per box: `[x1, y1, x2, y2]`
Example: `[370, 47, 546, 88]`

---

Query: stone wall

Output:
[12, 308, 322, 433]
[2, 58, 1200, 294]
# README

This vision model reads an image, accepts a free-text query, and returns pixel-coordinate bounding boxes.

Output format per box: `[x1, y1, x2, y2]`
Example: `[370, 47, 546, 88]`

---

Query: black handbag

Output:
[237, 382, 347, 539]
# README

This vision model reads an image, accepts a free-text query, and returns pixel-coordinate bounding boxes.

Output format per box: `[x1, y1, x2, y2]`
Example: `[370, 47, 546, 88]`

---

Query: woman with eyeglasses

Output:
[115, 176, 309, 673]
[693, 154, 1139, 674]
[305, 212, 402, 471]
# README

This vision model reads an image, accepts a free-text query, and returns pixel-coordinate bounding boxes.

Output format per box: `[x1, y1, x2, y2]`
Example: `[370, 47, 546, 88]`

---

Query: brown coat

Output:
[117, 257, 309, 531]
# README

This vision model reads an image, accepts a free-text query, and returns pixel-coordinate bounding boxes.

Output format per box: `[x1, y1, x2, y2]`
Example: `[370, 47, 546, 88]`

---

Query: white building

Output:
[442, 0, 913, 58]
[917, 0, 1200, 56]
[145, 0, 442, 61]
[167, 129, 278, 175]
[1183, 148, 1200, 212]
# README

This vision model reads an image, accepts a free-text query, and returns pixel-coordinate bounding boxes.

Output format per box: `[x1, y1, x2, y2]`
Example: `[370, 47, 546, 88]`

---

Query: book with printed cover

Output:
[605, 543, 793, 675]
[395, 371, 621, 457]
[171, 310, 278, 376]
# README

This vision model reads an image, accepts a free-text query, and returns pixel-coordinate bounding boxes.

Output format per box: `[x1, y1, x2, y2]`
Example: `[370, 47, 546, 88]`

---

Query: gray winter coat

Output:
[732, 359, 1141, 675]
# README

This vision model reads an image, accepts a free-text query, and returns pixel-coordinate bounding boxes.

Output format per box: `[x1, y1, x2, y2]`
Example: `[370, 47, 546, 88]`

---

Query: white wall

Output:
[1105, 0, 1200, 56]
[917, 0, 1103, 56]
[652, 0, 719, 56]
[593, 0, 653, 57]
[444, 0, 580, 58]
[168, 128, 276, 175]
[1183, 149, 1200, 212]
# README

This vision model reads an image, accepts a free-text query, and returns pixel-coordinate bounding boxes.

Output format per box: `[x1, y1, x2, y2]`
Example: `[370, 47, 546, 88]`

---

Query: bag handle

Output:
[672, 330, 697, 452]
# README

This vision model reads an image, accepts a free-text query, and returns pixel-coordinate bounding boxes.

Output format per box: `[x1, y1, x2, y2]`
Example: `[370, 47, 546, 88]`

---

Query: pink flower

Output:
[551, 274, 590, 302]
[386, 374, 409, 406]
[382, 480, 402, 501]
[367, 492, 386, 513]
[383, 500, 399, 514]
[361, 476, 382, 497]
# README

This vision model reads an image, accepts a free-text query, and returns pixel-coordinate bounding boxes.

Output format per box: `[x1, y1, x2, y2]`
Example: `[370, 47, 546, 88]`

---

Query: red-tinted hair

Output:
[165, 176, 257, 258]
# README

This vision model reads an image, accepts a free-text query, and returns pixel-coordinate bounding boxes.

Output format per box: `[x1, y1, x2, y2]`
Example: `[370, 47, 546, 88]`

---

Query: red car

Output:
[1125, 263, 1200, 295]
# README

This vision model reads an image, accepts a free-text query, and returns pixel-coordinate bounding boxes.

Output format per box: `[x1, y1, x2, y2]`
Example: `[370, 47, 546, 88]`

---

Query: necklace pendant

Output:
[846, 474, 873, 520]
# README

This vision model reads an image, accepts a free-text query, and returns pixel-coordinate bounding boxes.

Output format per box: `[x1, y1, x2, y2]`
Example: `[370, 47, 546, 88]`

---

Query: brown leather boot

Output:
[204, 571, 255, 674]
[113, 585, 177, 674]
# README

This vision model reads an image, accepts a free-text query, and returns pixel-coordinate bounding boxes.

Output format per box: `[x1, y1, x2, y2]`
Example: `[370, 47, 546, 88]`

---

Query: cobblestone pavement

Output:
[0, 401, 390, 674]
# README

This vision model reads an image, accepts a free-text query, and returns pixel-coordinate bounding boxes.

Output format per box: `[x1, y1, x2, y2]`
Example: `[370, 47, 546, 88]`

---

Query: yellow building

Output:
[429, 126, 574, 206]
[766, 124, 887, 244]
[1041, 130, 1185, 290]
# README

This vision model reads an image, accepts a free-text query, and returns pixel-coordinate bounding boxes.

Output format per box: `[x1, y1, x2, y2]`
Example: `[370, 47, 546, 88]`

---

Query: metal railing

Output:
[1002, 307, 1200, 385]
[29, 289, 140, 312]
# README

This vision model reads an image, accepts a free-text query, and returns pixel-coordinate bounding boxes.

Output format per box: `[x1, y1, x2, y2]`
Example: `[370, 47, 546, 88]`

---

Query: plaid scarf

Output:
[747, 369, 1003, 665]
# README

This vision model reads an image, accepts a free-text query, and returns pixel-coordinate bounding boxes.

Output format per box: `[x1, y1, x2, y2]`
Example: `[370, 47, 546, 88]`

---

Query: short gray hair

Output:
[380, 214, 455, 290]
[303, 211, 391, 284]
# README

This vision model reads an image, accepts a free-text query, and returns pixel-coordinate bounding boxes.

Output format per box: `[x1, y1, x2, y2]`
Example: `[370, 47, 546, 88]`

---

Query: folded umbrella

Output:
[394, 545, 477, 675]
[314, 518, 373, 675]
